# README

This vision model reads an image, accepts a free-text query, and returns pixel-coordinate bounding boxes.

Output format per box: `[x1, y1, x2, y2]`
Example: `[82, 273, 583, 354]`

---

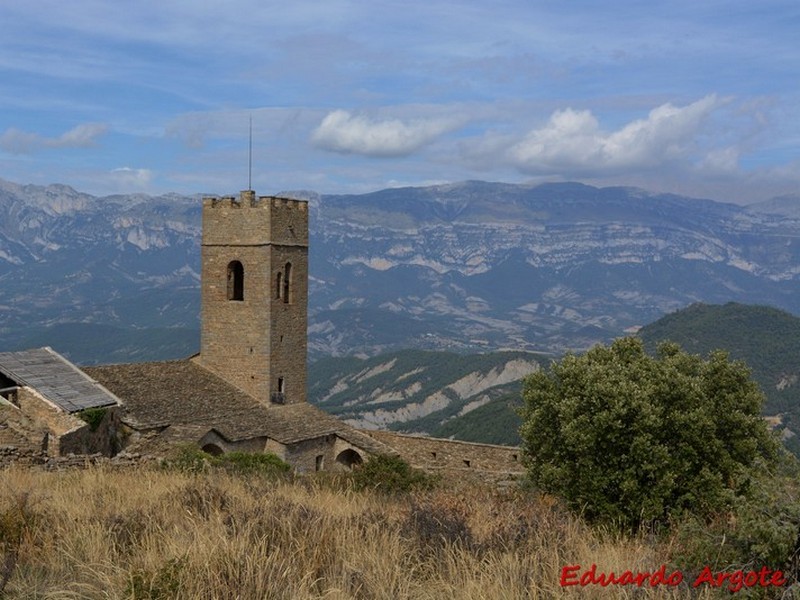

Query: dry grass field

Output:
[0, 465, 737, 599]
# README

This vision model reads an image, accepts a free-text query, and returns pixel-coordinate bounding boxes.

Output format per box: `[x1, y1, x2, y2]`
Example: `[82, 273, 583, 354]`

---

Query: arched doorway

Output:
[202, 443, 224, 457]
[335, 448, 363, 470]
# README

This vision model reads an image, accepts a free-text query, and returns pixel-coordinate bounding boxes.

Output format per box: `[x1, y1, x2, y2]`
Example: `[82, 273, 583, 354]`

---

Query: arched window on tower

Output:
[227, 260, 244, 301]
[283, 262, 292, 304]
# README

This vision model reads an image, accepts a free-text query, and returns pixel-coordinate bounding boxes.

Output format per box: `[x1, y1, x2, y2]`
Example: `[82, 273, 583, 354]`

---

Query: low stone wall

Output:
[3, 427, 528, 483]
[367, 431, 526, 476]
[0, 445, 155, 470]
[0, 445, 45, 467]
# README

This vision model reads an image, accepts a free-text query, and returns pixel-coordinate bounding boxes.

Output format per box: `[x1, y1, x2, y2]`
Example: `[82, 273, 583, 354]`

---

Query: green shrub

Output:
[163, 444, 215, 474]
[519, 337, 780, 530]
[217, 451, 291, 477]
[671, 455, 800, 578]
[76, 407, 108, 432]
[352, 454, 437, 493]
[163, 444, 290, 478]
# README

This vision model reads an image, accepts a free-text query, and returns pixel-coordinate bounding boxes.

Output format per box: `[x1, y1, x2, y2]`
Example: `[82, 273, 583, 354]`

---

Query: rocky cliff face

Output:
[0, 179, 201, 346]
[307, 181, 800, 356]
[2, 178, 799, 360]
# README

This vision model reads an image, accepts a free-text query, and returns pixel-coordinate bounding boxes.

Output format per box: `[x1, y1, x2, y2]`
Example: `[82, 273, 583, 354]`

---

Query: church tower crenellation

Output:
[197, 190, 308, 406]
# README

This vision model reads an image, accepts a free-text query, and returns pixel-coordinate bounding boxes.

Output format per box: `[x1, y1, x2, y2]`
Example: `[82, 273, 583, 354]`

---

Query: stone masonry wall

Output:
[200, 241, 275, 402]
[16, 387, 86, 455]
[199, 191, 308, 405]
[368, 431, 525, 476]
[268, 242, 308, 405]
[15, 388, 123, 457]
[283, 434, 337, 474]
[58, 407, 123, 457]
[278, 434, 366, 474]
[197, 430, 268, 455]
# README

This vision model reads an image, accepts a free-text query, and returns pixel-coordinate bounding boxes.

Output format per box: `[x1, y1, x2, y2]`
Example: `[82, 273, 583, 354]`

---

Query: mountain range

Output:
[1, 177, 800, 363]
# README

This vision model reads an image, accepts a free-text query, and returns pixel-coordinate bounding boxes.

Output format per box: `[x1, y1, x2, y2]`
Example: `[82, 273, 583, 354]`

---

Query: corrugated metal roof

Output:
[0, 347, 122, 413]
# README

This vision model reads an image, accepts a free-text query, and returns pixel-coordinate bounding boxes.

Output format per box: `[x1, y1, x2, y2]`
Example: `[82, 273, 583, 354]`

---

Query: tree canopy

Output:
[519, 337, 779, 529]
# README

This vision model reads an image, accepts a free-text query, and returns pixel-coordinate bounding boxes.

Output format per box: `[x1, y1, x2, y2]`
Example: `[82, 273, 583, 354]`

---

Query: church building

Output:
[2, 191, 390, 471]
[1, 190, 523, 478]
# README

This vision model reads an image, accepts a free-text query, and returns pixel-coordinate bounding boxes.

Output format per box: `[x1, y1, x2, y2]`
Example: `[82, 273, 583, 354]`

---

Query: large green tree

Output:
[519, 337, 779, 529]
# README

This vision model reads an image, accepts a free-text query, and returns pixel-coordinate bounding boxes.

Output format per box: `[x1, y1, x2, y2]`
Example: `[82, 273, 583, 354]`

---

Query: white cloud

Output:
[699, 146, 741, 174]
[507, 95, 723, 174]
[59, 123, 108, 147]
[311, 110, 460, 157]
[110, 167, 153, 188]
[0, 123, 108, 154]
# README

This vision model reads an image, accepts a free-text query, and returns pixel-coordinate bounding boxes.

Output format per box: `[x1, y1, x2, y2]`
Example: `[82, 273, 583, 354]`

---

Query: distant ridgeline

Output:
[638, 302, 800, 455]
[4, 179, 800, 362]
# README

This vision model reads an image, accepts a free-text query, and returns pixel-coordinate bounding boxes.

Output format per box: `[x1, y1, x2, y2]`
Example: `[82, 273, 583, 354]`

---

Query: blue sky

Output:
[0, 1, 798, 202]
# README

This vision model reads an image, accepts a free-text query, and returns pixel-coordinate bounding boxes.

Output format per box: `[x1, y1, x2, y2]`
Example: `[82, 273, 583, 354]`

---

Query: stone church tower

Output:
[197, 190, 308, 406]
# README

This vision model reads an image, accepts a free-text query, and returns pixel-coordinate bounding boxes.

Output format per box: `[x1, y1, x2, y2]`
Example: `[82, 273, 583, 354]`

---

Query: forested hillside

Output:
[639, 302, 800, 452]
[309, 349, 545, 445]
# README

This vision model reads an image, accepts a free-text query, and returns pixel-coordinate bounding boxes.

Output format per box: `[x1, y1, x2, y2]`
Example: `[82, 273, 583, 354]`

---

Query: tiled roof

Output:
[82, 360, 258, 430]
[83, 360, 393, 455]
[0, 347, 121, 413]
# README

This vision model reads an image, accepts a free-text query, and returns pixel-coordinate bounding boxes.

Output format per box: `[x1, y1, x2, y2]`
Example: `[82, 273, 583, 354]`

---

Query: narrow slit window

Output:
[227, 261, 244, 301]
[272, 378, 286, 404]
[283, 262, 291, 303]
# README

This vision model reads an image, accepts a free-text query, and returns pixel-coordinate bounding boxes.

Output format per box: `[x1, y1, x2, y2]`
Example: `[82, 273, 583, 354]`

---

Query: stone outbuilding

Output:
[0, 346, 123, 457]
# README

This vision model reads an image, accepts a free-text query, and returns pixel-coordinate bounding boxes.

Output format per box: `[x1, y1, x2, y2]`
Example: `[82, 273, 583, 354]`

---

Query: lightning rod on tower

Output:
[248, 114, 253, 191]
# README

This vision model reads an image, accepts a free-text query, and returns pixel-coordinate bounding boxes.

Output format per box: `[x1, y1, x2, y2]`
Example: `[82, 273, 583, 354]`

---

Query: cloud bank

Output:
[312, 110, 459, 157]
[507, 95, 724, 174]
[0, 123, 108, 154]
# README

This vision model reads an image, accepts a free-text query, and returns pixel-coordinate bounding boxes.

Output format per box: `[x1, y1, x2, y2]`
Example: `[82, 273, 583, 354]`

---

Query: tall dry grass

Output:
[0, 466, 720, 599]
